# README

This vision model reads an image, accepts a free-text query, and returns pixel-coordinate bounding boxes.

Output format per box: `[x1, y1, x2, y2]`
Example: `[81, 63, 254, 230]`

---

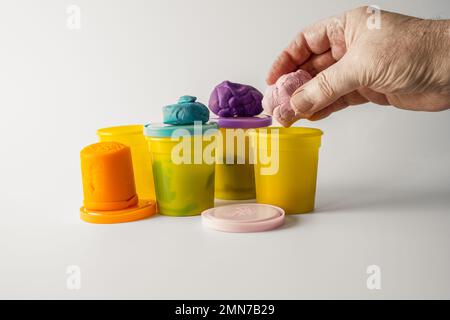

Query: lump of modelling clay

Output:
[163, 95, 210, 125]
[262, 69, 312, 126]
[209, 81, 263, 117]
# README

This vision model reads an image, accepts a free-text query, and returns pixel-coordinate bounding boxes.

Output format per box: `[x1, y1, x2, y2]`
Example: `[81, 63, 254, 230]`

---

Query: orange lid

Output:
[80, 199, 156, 224]
[80, 141, 156, 223]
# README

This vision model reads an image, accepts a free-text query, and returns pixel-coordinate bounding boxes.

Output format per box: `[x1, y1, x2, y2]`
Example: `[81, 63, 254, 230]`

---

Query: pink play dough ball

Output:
[262, 69, 312, 126]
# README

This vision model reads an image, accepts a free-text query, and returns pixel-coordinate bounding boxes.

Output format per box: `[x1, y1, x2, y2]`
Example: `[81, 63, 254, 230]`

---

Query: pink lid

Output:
[201, 204, 285, 233]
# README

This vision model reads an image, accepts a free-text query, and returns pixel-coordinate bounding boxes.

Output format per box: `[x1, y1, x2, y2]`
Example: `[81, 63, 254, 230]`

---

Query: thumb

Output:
[290, 54, 360, 115]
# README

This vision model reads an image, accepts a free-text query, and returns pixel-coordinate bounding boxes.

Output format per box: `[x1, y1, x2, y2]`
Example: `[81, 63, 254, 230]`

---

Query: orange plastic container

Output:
[80, 141, 156, 223]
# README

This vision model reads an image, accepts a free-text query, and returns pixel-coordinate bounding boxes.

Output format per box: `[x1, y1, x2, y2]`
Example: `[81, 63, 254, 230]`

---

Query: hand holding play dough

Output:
[262, 69, 312, 126]
[266, 7, 450, 125]
[209, 81, 263, 117]
[163, 95, 210, 125]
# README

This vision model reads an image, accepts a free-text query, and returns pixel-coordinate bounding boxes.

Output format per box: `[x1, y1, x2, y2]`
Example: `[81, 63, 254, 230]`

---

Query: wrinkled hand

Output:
[266, 6, 450, 125]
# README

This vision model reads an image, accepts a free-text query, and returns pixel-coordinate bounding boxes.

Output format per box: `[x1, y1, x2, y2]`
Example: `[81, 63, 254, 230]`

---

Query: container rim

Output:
[250, 126, 323, 138]
[97, 124, 143, 137]
[144, 122, 218, 138]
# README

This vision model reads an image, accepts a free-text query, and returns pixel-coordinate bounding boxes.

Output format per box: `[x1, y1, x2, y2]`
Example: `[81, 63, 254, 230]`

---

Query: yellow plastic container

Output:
[215, 128, 255, 200]
[251, 127, 323, 214]
[144, 123, 218, 216]
[215, 116, 272, 200]
[97, 125, 156, 201]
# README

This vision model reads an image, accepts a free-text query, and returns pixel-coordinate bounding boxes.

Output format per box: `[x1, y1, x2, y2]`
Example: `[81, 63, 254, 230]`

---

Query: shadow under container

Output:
[215, 115, 272, 200]
[144, 122, 218, 216]
[250, 127, 323, 214]
[97, 125, 156, 202]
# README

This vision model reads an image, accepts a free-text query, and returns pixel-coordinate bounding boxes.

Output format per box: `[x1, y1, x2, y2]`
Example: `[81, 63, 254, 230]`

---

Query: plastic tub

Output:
[144, 122, 218, 216]
[251, 127, 323, 214]
[215, 115, 272, 200]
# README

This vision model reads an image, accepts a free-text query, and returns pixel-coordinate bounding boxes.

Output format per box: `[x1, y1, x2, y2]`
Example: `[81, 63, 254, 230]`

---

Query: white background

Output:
[0, 0, 449, 299]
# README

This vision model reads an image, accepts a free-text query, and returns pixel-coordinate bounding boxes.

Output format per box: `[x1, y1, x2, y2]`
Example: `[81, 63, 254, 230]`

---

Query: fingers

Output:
[307, 98, 349, 121]
[298, 87, 392, 122]
[357, 87, 390, 105]
[301, 51, 336, 76]
[290, 52, 360, 116]
[273, 100, 312, 127]
[308, 91, 368, 121]
[266, 14, 345, 85]
[305, 87, 391, 121]
[266, 31, 319, 85]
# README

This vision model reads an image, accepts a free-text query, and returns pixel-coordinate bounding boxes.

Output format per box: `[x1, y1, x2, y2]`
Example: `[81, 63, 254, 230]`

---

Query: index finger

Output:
[266, 14, 344, 85]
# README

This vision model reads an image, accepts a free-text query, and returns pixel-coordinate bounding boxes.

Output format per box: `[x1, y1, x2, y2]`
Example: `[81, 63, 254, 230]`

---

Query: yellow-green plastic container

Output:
[97, 125, 156, 201]
[215, 116, 272, 200]
[144, 122, 218, 216]
[251, 127, 323, 214]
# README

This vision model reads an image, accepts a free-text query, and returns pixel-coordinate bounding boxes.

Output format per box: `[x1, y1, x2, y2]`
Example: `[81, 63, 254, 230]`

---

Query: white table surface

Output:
[2, 178, 449, 299]
[1, 0, 449, 300]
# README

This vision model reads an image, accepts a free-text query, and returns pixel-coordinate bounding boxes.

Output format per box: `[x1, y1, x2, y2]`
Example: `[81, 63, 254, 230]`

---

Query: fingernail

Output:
[290, 90, 313, 113]
[275, 116, 294, 128]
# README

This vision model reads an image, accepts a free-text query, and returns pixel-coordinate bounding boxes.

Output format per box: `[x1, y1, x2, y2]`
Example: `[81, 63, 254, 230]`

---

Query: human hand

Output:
[266, 7, 450, 125]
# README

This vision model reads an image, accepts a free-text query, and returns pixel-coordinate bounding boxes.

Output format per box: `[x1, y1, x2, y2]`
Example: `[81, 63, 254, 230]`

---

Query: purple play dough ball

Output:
[209, 81, 263, 117]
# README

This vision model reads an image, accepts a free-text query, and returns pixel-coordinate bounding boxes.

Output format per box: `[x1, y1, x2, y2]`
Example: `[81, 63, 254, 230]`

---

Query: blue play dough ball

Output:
[163, 96, 210, 125]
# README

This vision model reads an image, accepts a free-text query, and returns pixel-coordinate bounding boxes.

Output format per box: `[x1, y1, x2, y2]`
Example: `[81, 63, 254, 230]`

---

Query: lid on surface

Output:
[144, 122, 218, 138]
[80, 199, 156, 224]
[201, 203, 285, 233]
[215, 115, 272, 129]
